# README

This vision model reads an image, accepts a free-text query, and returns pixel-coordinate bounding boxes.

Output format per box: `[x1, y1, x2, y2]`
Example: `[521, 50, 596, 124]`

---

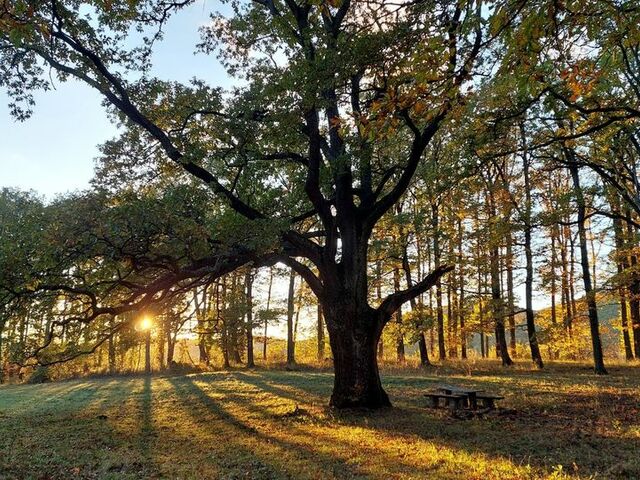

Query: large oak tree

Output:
[1, 0, 521, 407]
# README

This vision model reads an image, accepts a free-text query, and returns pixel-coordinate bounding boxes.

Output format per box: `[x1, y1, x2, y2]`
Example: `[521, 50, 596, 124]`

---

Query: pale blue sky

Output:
[0, 0, 230, 199]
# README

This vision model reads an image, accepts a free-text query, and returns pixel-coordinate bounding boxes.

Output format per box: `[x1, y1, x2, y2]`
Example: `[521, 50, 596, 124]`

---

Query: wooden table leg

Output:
[449, 398, 460, 414]
[443, 389, 452, 407]
[468, 392, 477, 410]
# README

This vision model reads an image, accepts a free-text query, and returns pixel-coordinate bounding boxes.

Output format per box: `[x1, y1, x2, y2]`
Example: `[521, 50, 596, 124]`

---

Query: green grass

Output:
[1, 361, 639, 479]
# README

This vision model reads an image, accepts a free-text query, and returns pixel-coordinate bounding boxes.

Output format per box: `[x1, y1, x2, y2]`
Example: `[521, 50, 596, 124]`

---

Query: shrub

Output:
[26, 366, 51, 384]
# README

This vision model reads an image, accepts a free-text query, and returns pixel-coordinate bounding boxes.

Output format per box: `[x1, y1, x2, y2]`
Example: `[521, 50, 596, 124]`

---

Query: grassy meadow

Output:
[0, 361, 639, 480]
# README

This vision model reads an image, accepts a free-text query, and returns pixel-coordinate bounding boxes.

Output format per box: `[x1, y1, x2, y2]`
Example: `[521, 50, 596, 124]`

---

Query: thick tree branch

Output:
[377, 264, 454, 317]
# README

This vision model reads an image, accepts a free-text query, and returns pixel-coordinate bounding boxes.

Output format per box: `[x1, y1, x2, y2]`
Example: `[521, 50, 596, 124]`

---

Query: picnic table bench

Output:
[474, 393, 504, 409]
[423, 392, 467, 413]
[424, 384, 504, 412]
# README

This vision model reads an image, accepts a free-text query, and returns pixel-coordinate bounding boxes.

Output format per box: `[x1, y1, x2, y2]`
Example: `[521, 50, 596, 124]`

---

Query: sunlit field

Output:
[1, 361, 638, 480]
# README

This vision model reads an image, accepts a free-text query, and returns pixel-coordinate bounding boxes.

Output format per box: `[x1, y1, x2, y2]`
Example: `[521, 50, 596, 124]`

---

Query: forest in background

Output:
[3, 118, 640, 381]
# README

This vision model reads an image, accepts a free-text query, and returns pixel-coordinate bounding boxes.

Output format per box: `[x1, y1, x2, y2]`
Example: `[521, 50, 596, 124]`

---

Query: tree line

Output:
[1, 0, 640, 406]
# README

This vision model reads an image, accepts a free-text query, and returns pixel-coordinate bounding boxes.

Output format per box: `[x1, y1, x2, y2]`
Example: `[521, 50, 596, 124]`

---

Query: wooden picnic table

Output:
[424, 384, 505, 411]
[434, 384, 484, 409]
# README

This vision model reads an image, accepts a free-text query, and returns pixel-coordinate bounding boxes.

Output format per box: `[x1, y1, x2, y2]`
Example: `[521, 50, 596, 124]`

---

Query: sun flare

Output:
[138, 316, 153, 331]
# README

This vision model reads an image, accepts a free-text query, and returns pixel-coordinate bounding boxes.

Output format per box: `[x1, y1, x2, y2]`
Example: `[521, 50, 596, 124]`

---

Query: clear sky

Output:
[0, 0, 230, 199]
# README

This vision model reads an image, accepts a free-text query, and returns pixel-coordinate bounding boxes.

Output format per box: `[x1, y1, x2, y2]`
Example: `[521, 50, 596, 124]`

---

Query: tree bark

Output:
[568, 228, 579, 327]
[611, 210, 634, 360]
[195, 284, 210, 366]
[317, 304, 325, 361]
[447, 282, 457, 358]
[286, 269, 296, 366]
[567, 153, 607, 374]
[560, 223, 572, 338]
[625, 216, 640, 357]
[144, 329, 151, 374]
[218, 280, 230, 369]
[166, 329, 176, 366]
[520, 123, 544, 369]
[491, 244, 513, 366]
[0, 321, 5, 383]
[506, 238, 516, 356]
[457, 217, 467, 359]
[263, 267, 273, 361]
[550, 222, 559, 329]
[157, 316, 166, 370]
[245, 269, 255, 368]
[108, 318, 117, 375]
[433, 204, 446, 360]
[524, 222, 544, 369]
[401, 239, 431, 366]
[325, 304, 390, 409]
[488, 187, 512, 367]
[393, 267, 405, 363]
[375, 260, 384, 360]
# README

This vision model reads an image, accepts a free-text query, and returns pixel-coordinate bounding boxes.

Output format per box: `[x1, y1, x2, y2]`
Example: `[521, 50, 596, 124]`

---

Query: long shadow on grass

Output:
[0, 378, 119, 419]
[167, 374, 369, 479]
[140, 376, 153, 460]
[359, 375, 640, 477]
[233, 371, 330, 404]
[220, 370, 640, 478]
[178, 373, 538, 479]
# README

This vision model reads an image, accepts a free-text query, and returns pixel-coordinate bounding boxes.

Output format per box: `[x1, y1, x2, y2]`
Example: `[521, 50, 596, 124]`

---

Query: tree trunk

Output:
[612, 213, 634, 360]
[478, 265, 485, 359]
[625, 217, 640, 357]
[263, 267, 273, 361]
[0, 321, 5, 384]
[487, 184, 512, 367]
[317, 304, 325, 361]
[294, 292, 301, 346]
[569, 229, 579, 326]
[588, 219, 597, 290]
[219, 279, 231, 369]
[157, 317, 166, 370]
[286, 269, 296, 366]
[317, 212, 452, 408]
[457, 217, 467, 359]
[619, 269, 635, 361]
[506, 238, 516, 356]
[375, 260, 384, 360]
[233, 346, 243, 364]
[245, 269, 255, 368]
[230, 273, 243, 365]
[144, 330, 151, 374]
[567, 156, 607, 374]
[167, 330, 176, 366]
[433, 203, 446, 360]
[560, 224, 572, 338]
[491, 244, 513, 366]
[447, 282, 457, 358]
[393, 267, 405, 363]
[475, 212, 486, 358]
[401, 241, 431, 366]
[325, 305, 390, 409]
[550, 222, 559, 360]
[196, 284, 210, 366]
[520, 124, 544, 369]
[108, 319, 117, 375]
[524, 221, 544, 369]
